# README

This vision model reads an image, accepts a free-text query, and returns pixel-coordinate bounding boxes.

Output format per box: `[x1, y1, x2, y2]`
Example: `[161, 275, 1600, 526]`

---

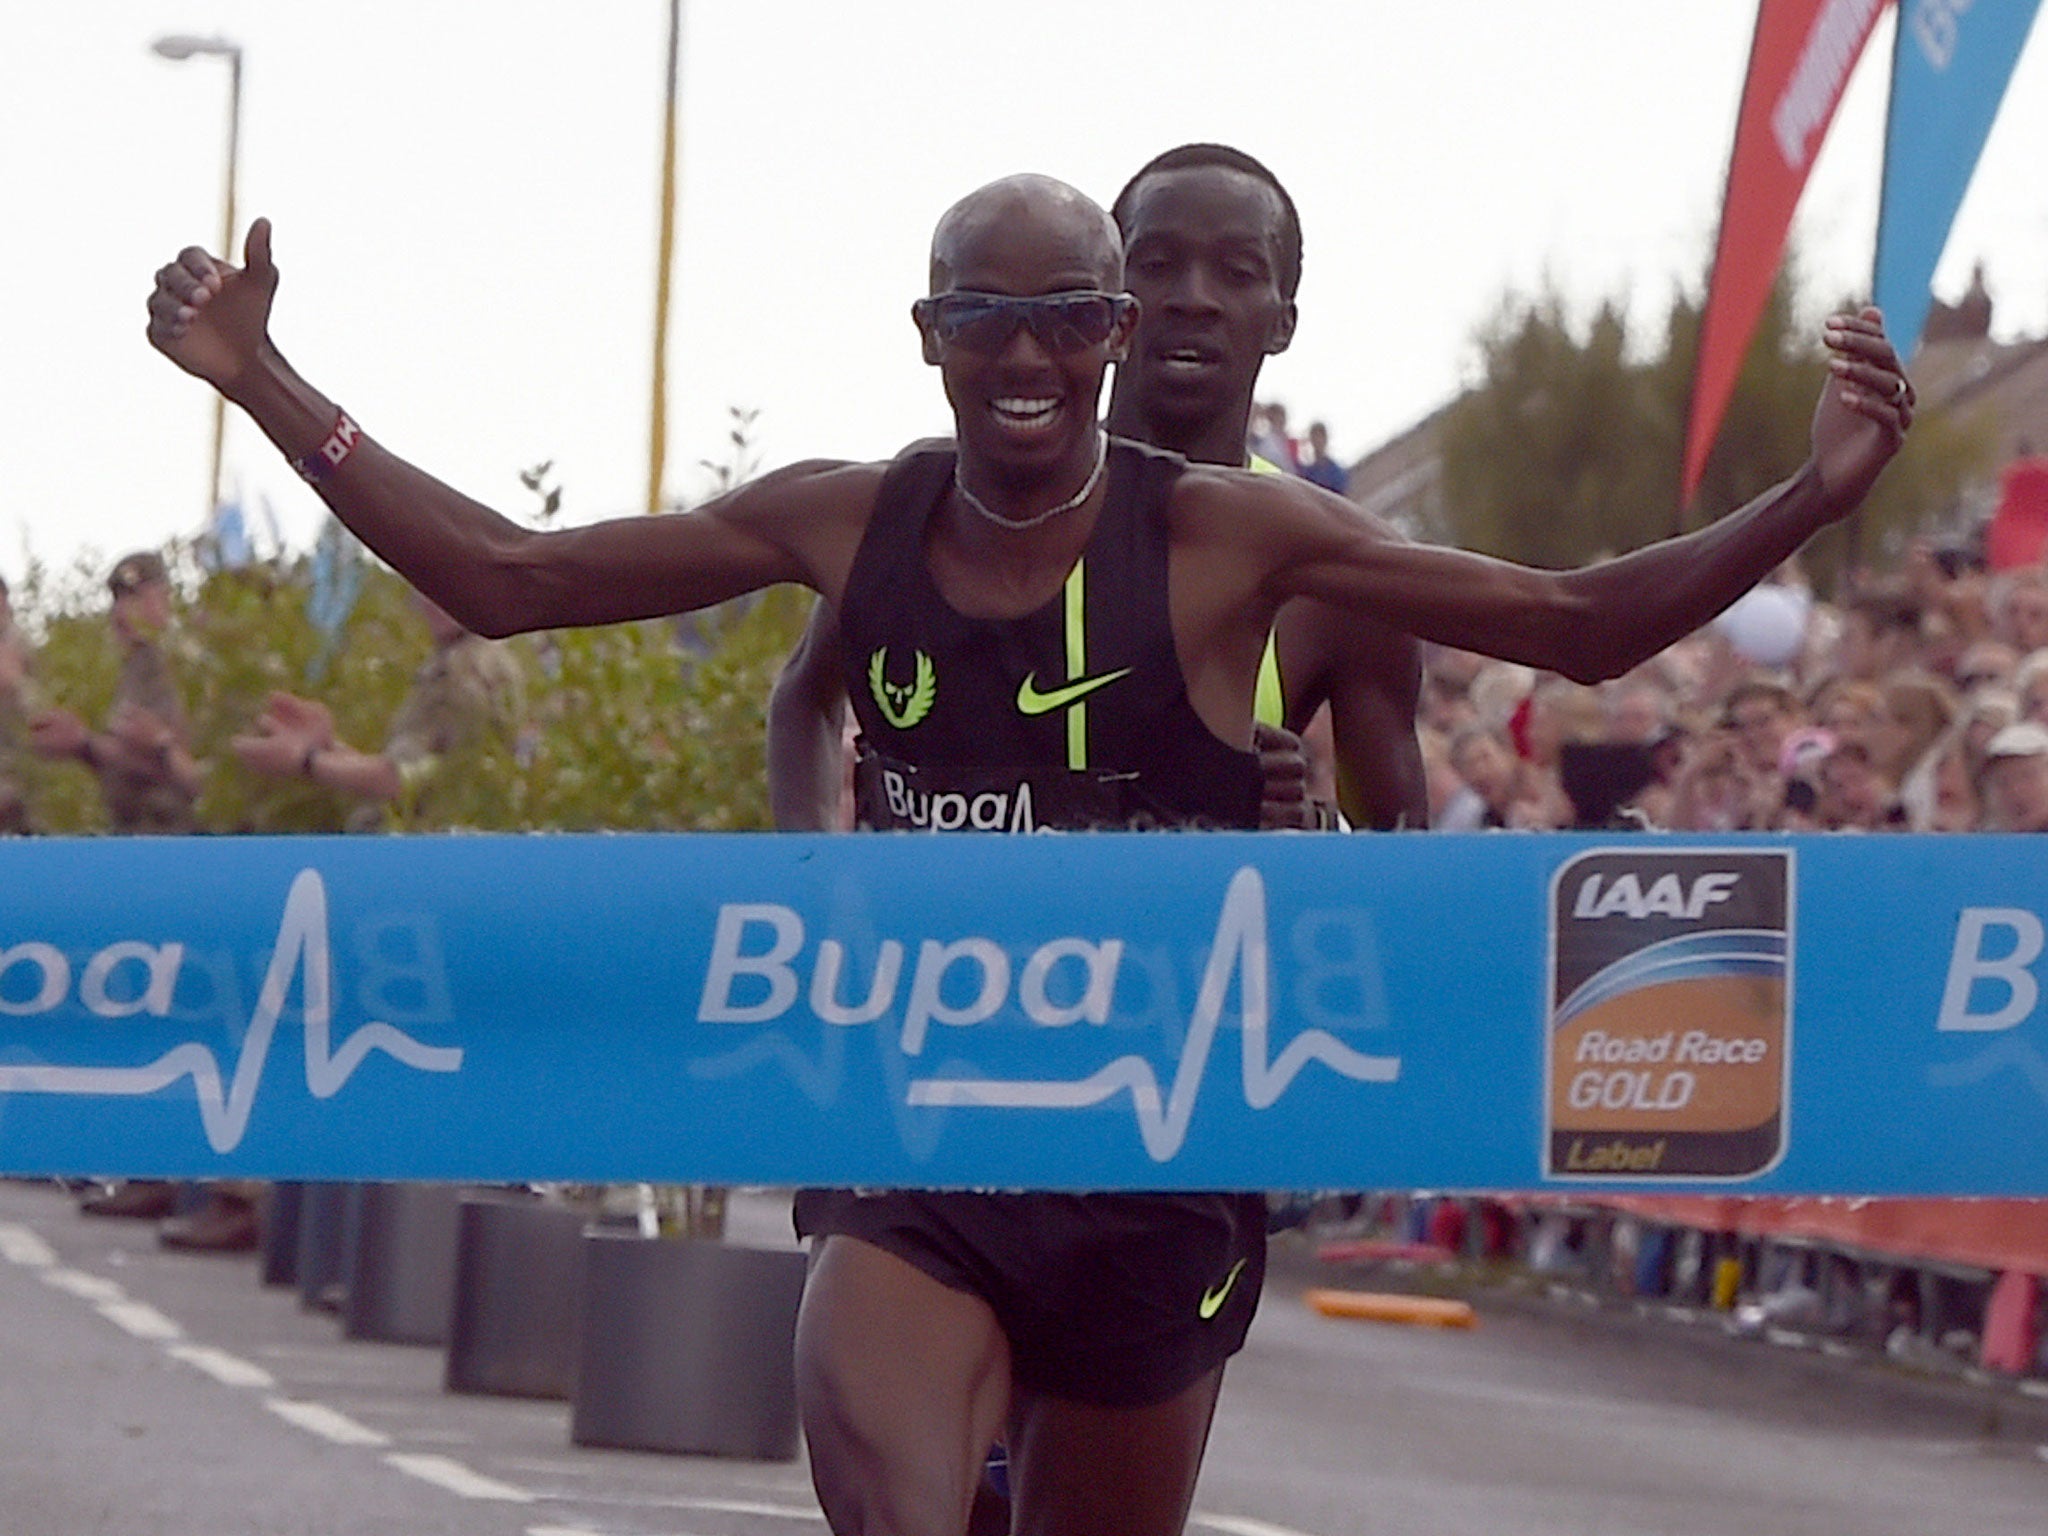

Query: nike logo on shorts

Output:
[1199, 1257, 1248, 1320]
[1015, 668, 1131, 716]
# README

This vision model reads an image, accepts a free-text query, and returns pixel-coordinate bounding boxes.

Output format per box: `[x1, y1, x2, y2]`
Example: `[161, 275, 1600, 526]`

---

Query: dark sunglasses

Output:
[914, 289, 1135, 354]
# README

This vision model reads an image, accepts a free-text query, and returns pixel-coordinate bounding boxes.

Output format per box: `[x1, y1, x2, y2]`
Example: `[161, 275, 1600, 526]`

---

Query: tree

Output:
[1439, 259, 1993, 591]
[1440, 288, 1670, 568]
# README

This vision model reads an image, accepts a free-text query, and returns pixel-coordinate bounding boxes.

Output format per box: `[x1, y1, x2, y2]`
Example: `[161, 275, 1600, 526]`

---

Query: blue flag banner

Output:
[1874, 0, 2043, 356]
[2, 833, 2045, 1194]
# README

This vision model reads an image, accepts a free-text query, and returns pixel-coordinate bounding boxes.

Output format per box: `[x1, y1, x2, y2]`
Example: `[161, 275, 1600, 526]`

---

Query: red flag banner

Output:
[1683, 0, 1889, 507]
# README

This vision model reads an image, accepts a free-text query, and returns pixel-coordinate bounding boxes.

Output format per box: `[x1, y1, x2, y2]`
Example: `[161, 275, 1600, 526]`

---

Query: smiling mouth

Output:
[990, 396, 1063, 432]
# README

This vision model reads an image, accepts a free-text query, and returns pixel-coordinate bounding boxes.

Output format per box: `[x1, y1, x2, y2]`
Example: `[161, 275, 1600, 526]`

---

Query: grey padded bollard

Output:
[260, 1181, 303, 1288]
[570, 1232, 808, 1460]
[294, 1181, 353, 1314]
[444, 1196, 589, 1400]
[342, 1182, 464, 1345]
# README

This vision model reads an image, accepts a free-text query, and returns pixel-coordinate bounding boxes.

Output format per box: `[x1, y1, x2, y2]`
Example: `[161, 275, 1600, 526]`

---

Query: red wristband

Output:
[292, 410, 361, 484]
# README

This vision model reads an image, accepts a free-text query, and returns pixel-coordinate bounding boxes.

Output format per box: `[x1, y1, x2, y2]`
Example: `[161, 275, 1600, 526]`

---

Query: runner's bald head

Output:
[929, 174, 1123, 294]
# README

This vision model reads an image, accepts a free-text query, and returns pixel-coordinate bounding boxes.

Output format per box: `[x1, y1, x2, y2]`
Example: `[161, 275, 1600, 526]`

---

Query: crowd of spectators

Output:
[1418, 544, 2048, 836]
[1249, 400, 1350, 492]
[1244, 399, 2048, 840]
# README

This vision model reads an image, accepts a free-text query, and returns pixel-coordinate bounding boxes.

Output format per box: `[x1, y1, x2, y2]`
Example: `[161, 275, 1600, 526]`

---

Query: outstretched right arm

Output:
[766, 600, 854, 831]
[147, 221, 871, 638]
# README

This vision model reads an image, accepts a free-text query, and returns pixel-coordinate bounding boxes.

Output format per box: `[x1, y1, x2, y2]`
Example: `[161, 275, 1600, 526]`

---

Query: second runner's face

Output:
[1118, 166, 1297, 436]
[921, 214, 1131, 483]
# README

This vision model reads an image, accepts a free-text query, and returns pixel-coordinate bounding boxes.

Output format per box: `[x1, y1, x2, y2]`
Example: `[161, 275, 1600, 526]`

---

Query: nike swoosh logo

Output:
[1015, 668, 1132, 716]
[1198, 1258, 1248, 1320]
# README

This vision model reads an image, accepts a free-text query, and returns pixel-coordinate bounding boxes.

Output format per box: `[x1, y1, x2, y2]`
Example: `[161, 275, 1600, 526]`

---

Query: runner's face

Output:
[922, 211, 1130, 482]
[1117, 167, 1297, 439]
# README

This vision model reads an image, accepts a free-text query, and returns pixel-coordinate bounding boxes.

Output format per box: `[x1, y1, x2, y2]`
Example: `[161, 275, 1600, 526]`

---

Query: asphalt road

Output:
[3, 1180, 2045, 1536]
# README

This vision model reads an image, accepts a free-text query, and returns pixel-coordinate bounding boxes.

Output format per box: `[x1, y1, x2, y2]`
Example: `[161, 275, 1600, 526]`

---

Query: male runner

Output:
[765, 147, 1416, 1532]
[767, 144, 1428, 834]
[147, 173, 1910, 1536]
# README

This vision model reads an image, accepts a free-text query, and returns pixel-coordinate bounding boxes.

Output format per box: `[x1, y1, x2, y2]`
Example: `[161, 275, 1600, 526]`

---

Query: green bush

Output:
[9, 532, 813, 837]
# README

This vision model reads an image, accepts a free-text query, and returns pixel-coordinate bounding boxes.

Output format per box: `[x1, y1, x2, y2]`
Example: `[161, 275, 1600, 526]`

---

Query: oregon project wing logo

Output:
[868, 648, 936, 729]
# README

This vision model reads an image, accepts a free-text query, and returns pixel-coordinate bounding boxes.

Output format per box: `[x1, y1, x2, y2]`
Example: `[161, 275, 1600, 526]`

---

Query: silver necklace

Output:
[953, 431, 1108, 531]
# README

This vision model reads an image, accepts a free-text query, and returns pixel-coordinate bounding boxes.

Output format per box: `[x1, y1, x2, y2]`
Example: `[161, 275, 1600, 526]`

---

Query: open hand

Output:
[146, 218, 281, 397]
[28, 707, 90, 761]
[110, 701, 177, 756]
[1811, 307, 1913, 514]
[231, 690, 335, 779]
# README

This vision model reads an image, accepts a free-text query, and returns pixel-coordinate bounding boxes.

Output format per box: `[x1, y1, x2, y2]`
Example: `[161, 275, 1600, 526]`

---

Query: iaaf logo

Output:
[0, 871, 462, 1153]
[1547, 848, 1792, 1180]
[1570, 870, 1741, 922]
[695, 866, 1401, 1161]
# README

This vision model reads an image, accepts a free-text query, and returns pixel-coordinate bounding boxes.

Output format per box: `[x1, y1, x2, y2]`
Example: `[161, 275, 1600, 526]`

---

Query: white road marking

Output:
[527, 1528, 610, 1536]
[2018, 1378, 2048, 1400]
[662, 1497, 823, 1521]
[265, 1398, 391, 1446]
[41, 1267, 125, 1302]
[385, 1452, 535, 1502]
[98, 1299, 183, 1341]
[1195, 1514, 1325, 1536]
[0, 1222, 56, 1266]
[167, 1343, 275, 1389]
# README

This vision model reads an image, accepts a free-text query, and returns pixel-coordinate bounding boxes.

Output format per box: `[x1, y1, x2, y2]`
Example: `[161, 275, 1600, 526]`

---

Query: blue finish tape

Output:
[1, 833, 2043, 1193]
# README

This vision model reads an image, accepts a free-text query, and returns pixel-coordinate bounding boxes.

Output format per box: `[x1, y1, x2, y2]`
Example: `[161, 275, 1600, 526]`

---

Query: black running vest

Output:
[838, 437, 1262, 832]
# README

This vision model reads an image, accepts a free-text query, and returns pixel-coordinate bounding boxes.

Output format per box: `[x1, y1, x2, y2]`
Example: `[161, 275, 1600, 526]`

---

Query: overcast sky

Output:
[7, 2, 2047, 583]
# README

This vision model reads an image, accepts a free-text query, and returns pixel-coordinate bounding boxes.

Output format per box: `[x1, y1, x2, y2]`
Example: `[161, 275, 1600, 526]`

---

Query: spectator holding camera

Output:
[1816, 737, 1904, 831]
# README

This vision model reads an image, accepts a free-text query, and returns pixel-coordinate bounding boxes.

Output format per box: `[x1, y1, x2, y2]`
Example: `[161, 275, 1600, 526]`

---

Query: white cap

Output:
[1984, 721, 2048, 761]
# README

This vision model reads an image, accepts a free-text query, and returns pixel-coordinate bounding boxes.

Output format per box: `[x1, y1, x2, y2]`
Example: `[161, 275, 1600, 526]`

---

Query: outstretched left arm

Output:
[1258, 310, 1913, 684]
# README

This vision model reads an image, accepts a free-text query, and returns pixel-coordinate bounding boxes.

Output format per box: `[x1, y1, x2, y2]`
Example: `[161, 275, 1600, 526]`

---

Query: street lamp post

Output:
[151, 33, 243, 525]
[647, 0, 683, 514]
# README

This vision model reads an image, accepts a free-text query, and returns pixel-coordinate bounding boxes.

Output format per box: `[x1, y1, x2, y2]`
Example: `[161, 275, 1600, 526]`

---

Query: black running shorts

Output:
[792, 1188, 1267, 1407]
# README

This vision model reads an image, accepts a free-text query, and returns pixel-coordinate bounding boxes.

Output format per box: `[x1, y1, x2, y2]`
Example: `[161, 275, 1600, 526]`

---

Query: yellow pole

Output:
[646, 0, 682, 513]
[207, 49, 243, 520]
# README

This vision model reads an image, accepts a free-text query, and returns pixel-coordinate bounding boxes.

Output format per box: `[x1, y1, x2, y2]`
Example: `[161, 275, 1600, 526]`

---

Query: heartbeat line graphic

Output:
[907, 867, 1400, 1161]
[1929, 1035, 2048, 1107]
[0, 869, 463, 1153]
